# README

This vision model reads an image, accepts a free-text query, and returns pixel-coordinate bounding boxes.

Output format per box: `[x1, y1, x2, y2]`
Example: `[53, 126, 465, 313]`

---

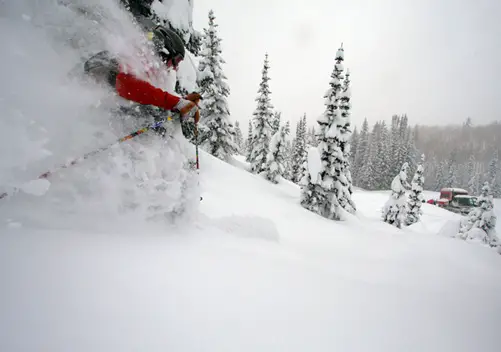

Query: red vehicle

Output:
[437, 188, 469, 207]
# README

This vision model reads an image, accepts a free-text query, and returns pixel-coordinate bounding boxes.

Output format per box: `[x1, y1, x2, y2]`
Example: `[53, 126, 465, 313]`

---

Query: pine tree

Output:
[488, 150, 500, 197]
[350, 127, 359, 169]
[306, 126, 318, 147]
[458, 182, 498, 248]
[382, 162, 411, 228]
[359, 122, 379, 190]
[271, 112, 281, 135]
[389, 115, 402, 177]
[406, 155, 425, 226]
[197, 10, 237, 161]
[354, 118, 370, 187]
[435, 161, 446, 191]
[338, 68, 356, 213]
[234, 121, 244, 154]
[301, 45, 349, 220]
[374, 121, 391, 189]
[443, 149, 459, 188]
[249, 54, 274, 174]
[245, 120, 253, 162]
[291, 115, 307, 183]
[265, 123, 290, 183]
[466, 154, 478, 194]
[283, 136, 294, 181]
[396, 115, 409, 169]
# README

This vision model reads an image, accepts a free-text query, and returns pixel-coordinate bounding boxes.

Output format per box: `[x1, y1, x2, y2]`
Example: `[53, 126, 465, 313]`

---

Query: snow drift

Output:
[1, 1, 501, 352]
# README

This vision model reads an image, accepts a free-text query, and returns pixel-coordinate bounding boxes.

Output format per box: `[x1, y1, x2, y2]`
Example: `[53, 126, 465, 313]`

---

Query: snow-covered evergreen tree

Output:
[358, 122, 379, 190]
[435, 161, 447, 191]
[338, 69, 356, 213]
[291, 115, 307, 183]
[443, 149, 459, 188]
[271, 111, 281, 135]
[466, 154, 478, 194]
[488, 150, 500, 197]
[396, 115, 409, 170]
[197, 10, 237, 161]
[249, 53, 274, 174]
[354, 118, 370, 187]
[301, 45, 351, 219]
[350, 127, 359, 168]
[265, 122, 290, 184]
[458, 182, 498, 248]
[245, 120, 253, 162]
[382, 162, 411, 228]
[283, 135, 294, 181]
[306, 126, 318, 147]
[374, 121, 391, 189]
[233, 121, 244, 154]
[389, 115, 402, 177]
[406, 155, 425, 226]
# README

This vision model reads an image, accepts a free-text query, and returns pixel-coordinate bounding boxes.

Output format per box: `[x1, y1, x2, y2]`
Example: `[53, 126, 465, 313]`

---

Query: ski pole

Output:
[0, 115, 176, 200]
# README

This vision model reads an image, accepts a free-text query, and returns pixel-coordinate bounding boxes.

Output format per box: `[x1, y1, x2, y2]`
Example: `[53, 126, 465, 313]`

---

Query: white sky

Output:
[192, 0, 501, 130]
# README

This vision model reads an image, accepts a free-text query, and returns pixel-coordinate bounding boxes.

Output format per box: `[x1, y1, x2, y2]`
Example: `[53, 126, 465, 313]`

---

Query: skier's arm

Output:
[115, 72, 181, 110]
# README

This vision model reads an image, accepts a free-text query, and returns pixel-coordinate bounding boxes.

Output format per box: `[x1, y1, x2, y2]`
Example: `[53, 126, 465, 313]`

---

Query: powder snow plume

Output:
[0, 0, 199, 231]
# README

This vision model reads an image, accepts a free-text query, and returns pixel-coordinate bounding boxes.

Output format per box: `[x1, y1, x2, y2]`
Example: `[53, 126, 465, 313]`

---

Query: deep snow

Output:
[2, 153, 501, 352]
[1, 1, 501, 351]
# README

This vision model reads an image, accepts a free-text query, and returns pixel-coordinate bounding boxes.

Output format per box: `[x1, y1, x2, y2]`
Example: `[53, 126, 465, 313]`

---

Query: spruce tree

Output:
[307, 126, 318, 147]
[283, 136, 294, 181]
[375, 121, 391, 189]
[435, 161, 446, 191]
[354, 118, 370, 187]
[197, 10, 237, 161]
[406, 155, 425, 226]
[234, 121, 244, 155]
[389, 115, 402, 177]
[458, 182, 499, 248]
[488, 150, 500, 197]
[291, 115, 307, 183]
[271, 112, 282, 135]
[350, 127, 359, 170]
[301, 45, 350, 219]
[396, 115, 409, 169]
[466, 154, 478, 194]
[249, 54, 274, 174]
[382, 162, 411, 228]
[265, 123, 290, 183]
[338, 69, 356, 213]
[359, 122, 379, 190]
[246, 120, 253, 162]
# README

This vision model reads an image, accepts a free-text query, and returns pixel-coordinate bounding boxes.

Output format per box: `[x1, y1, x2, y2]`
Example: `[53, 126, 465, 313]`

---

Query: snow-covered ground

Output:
[1, 1, 501, 351]
[2, 152, 501, 352]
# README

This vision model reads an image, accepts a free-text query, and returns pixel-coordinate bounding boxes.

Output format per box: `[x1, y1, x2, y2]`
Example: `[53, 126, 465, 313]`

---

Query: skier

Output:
[84, 24, 201, 131]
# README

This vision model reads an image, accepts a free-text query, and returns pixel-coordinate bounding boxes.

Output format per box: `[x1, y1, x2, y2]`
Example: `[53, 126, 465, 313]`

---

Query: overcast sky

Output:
[192, 0, 501, 130]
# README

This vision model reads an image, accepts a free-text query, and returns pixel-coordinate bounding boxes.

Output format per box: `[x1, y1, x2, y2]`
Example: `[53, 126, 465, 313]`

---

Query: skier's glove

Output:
[174, 99, 199, 121]
[184, 92, 202, 103]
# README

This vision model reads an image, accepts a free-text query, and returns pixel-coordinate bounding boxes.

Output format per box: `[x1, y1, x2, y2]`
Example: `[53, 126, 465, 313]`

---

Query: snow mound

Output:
[210, 215, 280, 242]
[437, 219, 461, 238]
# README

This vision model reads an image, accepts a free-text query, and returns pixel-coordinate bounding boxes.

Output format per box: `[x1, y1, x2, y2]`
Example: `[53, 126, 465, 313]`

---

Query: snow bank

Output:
[2, 157, 501, 351]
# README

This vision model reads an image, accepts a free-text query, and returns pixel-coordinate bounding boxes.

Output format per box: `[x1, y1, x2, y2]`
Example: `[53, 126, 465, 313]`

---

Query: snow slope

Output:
[2, 152, 501, 352]
[1, 1, 501, 351]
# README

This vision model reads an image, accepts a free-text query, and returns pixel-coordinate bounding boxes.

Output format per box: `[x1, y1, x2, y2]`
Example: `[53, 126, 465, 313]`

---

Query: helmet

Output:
[150, 25, 185, 66]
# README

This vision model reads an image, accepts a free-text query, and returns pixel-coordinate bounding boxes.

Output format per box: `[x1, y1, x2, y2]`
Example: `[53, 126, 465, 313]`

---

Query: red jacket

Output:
[115, 67, 180, 111]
